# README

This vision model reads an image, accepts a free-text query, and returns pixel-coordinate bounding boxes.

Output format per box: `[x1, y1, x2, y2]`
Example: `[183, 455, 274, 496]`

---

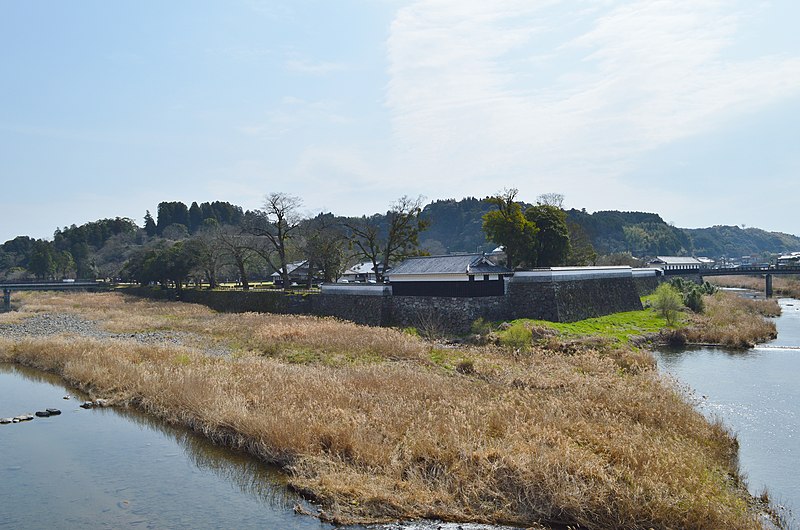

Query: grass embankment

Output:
[496, 290, 778, 350]
[682, 292, 779, 348]
[709, 274, 800, 299]
[0, 292, 766, 529]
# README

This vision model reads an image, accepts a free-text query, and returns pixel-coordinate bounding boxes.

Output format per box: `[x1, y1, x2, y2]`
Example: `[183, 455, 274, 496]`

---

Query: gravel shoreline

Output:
[0, 312, 232, 356]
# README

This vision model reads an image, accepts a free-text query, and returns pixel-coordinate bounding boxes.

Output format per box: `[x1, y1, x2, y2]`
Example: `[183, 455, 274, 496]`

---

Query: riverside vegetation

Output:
[0, 290, 782, 529]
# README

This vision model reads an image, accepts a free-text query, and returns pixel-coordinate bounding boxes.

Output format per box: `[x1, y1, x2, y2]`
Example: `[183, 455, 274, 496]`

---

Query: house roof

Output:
[343, 261, 384, 275]
[270, 260, 308, 277]
[650, 256, 702, 265]
[386, 254, 511, 276]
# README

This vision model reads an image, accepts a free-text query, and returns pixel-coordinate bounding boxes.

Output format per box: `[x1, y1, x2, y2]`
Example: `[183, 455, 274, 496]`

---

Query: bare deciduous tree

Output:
[347, 195, 428, 282]
[536, 193, 565, 209]
[214, 225, 259, 290]
[246, 193, 304, 289]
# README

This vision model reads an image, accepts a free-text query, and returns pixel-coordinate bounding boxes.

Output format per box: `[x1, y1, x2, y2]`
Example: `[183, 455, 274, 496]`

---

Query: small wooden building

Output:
[386, 254, 512, 297]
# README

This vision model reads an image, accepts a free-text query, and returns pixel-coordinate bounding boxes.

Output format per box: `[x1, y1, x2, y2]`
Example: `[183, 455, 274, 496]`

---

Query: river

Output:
[656, 296, 800, 524]
[0, 364, 338, 529]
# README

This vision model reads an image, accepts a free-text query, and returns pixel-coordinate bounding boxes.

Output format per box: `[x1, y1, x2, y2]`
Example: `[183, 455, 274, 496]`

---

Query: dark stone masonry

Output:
[124, 267, 657, 334]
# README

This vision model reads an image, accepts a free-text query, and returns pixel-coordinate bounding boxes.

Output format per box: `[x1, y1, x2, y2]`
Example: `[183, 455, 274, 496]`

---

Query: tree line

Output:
[1, 190, 595, 288]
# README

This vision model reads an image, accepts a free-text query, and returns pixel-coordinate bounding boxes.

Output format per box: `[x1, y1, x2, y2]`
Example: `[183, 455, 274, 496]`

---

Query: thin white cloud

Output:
[385, 0, 800, 208]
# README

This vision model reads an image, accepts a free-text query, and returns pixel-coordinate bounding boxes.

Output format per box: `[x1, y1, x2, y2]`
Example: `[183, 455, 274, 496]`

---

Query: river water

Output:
[0, 364, 332, 529]
[656, 297, 800, 523]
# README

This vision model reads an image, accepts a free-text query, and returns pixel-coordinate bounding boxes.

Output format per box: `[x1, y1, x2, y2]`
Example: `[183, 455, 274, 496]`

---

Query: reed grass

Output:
[684, 292, 778, 348]
[0, 291, 767, 529]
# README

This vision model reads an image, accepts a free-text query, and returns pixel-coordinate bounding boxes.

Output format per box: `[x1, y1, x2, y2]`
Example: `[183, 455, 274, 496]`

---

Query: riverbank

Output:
[0, 291, 772, 529]
[493, 290, 779, 350]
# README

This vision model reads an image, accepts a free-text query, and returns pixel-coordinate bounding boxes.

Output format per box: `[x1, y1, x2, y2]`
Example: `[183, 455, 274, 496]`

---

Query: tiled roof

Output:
[387, 254, 511, 276]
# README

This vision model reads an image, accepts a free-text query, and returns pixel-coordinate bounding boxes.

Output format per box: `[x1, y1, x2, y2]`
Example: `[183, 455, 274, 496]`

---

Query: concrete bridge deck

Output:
[663, 265, 800, 296]
[2, 280, 109, 310]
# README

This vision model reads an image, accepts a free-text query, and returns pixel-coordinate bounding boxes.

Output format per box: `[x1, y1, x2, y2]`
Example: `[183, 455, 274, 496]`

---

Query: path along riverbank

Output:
[0, 291, 779, 529]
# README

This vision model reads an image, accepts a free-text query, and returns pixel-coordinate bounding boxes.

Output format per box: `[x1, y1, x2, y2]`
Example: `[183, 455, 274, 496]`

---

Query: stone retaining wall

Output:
[390, 295, 508, 334]
[122, 287, 311, 314]
[631, 269, 661, 296]
[508, 268, 643, 322]
[122, 266, 645, 332]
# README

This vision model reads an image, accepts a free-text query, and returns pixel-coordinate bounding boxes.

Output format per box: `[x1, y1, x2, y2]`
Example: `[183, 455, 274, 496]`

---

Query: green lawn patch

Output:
[497, 298, 684, 347]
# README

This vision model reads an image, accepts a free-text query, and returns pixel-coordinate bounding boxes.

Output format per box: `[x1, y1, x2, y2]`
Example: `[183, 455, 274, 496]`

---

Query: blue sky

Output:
[2, 0, 799, 243]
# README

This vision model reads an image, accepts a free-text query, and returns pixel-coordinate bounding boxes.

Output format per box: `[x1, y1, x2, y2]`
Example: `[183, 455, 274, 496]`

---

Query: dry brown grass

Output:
[12, 291, 426, 364]
[684, 292, 779, 348]
[0, 291, 764, 529]
[709, 275, 800, 299]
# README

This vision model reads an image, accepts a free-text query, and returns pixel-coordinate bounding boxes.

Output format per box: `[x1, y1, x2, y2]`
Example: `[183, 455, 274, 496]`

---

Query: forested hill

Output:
[416, 199, 696, 256]
[684, 226, 800, 257]
[417, 198, 799, 258]
[418, 198, 497, 255]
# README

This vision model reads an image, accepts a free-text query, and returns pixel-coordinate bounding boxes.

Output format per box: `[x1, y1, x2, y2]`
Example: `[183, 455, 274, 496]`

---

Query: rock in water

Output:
[35, 411, 52, 417]
[80, 401, 94, 409]
[46, 408, 62, 415]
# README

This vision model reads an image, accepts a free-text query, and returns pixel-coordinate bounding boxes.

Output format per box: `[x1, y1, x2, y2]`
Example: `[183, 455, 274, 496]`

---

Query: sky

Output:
[2, 0, 799, 243]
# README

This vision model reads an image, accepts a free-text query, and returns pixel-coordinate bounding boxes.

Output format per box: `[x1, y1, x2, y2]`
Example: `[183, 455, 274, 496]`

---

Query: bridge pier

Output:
[3, 289, 10, 311]
[766, 274, 773, 298]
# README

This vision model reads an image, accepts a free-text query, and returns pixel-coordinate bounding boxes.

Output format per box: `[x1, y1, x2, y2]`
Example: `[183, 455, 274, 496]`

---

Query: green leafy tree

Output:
[653, 283, 683, 325]
[482, 189, 537, 269]
[566, 222, 597, 266]
[525, 203, 570, 267]
[54, 250, 75, 278]
[143, 211, 157, 237]
[188, 202, 203, 233]
[27, 240, 56, 280]
[156, 201, 189, 235]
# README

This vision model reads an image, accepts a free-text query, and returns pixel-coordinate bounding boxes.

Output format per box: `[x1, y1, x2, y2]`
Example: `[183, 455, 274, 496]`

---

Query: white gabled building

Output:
[777, 252, 800, 268]
[647, 256, 703, 271]
[340, 261, 384, 283]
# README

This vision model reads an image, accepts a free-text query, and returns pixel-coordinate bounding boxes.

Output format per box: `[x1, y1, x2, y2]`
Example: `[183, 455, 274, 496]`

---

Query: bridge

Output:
[1, 280, 109, 311]
[662, 265, 800, 297]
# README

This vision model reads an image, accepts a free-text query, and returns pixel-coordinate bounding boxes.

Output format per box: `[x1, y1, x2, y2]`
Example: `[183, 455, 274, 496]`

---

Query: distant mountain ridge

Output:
[416, 198, 800, 259]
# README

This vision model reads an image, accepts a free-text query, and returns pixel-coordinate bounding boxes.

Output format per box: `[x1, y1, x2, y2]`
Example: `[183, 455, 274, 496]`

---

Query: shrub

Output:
[455, 358, 476, 375]
[684, 285, 705, 313]
[500, 323, 533, 351]
[470, 317, 493, 336]
[653, 283, 683, 325]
